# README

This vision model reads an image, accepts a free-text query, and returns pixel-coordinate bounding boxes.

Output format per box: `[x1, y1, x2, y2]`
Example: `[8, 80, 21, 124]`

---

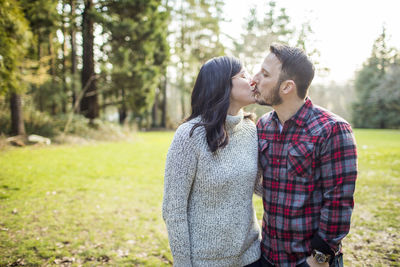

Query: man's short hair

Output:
[270, 44, 315, 99]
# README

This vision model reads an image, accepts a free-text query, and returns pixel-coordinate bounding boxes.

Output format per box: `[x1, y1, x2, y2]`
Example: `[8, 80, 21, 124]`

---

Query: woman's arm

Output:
[162, 124, 198, 267]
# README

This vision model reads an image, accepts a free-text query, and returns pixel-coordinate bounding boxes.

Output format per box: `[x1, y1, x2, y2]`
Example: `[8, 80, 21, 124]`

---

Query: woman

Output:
[162, 56, 262, 267]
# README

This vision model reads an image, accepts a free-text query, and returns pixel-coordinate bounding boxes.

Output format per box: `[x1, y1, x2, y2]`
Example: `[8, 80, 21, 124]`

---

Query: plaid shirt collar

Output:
[271, 97, 313, 128]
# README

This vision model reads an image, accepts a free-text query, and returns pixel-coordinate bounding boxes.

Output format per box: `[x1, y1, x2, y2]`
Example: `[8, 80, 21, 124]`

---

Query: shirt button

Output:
[277, 159, 280, 163]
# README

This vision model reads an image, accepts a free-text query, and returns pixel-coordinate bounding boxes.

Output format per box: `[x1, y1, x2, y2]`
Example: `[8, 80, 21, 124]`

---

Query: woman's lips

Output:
[249, 82, 258, 93]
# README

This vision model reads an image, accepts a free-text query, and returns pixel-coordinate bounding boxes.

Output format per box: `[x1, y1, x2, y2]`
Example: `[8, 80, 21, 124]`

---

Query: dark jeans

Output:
[259, 254, 344, 267]
[244, 258, 262, 267]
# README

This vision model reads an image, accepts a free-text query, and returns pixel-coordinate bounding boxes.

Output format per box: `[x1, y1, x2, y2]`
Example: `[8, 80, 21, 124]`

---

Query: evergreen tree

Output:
[370, 60, 400, 128]
[98, 0, 169, 125]
[69, 0, 78, 111]
[0, 0, 32, 135]
[20, 0, 61, 114]
[80, 0, 99, 120]
[171, 0, 225, 119]
[234, 1, 293, 74]
[352, 27, 397, 128]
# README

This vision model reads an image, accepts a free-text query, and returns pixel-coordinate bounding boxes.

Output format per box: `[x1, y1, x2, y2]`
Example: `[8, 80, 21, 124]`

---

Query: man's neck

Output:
[273, 98, 306, 126]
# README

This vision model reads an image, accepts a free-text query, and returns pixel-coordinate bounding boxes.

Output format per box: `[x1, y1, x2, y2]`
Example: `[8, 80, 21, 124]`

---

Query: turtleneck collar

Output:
[226, 109, 244, 133]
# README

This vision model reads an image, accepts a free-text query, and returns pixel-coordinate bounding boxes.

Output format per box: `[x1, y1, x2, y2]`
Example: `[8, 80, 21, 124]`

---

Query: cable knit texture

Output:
[162, 109, 261, 267]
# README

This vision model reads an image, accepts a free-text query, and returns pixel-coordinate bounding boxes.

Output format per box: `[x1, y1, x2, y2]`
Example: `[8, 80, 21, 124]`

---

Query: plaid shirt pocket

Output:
[288, 141, 315, 179]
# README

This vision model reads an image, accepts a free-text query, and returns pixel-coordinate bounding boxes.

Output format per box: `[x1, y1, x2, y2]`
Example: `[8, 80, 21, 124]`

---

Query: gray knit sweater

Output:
[162, 110, 261, 267]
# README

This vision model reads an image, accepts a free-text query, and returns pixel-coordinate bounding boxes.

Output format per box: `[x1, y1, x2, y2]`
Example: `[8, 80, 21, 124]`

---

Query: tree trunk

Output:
[180, 85, 186, 119]
[70, 0, 78, 112]
[61, 0, 67, 113]
[10, 93, 26, 136]
[179, 1, 186, 119]
[161, 75, 167, 128]
[118, 107, 127, 125]
[118, 88, 127, 124]
[48, 32, 57, 115]
[152, 88, 159, 127]
[36, 31, 44, 112]
[80, 0, 98, 120]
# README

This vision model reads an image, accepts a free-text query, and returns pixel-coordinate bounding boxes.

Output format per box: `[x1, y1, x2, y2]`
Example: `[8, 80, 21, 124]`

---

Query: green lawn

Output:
[0, 130, 399, 266]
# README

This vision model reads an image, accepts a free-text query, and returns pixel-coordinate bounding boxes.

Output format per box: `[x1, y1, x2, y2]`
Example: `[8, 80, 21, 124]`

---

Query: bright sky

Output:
[221, 0, 400, 84]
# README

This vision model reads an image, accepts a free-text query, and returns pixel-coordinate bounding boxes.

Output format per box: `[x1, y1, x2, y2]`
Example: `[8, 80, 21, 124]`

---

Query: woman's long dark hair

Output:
[185, 56, 252, 153]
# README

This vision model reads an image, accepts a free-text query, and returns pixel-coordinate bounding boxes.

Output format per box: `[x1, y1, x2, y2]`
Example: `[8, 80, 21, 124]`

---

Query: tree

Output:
[0, 0, 32, 135]
[98, 0, 170, 126]
[232, 1, 299, 118]
[20, 0, 61, 115]
[170, 0, 225, 119]
[370, 62, 400, 128]
[80, 0, 99, 120]
[352, 26, 397, 128]
[233, 1, 293, 74]
[69, 0, 78, 110]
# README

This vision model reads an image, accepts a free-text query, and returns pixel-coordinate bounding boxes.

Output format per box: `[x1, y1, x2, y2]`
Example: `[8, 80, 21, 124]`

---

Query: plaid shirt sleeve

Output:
[254, 164, 264, 197]
[311, 121, 358, 254]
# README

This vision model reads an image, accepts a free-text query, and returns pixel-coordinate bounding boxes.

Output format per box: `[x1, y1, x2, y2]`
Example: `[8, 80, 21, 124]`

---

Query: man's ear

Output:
[280, 80, 296, 95]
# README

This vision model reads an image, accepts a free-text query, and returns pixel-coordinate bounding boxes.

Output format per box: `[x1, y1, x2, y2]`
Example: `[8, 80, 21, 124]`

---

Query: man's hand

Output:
[306, 256, 329, 267]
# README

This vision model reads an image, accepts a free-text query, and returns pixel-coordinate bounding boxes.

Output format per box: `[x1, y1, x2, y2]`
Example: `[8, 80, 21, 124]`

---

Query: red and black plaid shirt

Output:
[257, 98, 357, 267]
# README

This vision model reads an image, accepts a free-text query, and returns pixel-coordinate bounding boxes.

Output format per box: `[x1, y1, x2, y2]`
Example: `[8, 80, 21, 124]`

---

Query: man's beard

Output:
[255, 81, 282, 106]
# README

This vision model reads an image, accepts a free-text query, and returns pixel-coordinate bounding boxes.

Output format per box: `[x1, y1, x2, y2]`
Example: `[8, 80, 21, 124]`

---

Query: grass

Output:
[0, 129, 399, 266]
[343, 130, 400, 266]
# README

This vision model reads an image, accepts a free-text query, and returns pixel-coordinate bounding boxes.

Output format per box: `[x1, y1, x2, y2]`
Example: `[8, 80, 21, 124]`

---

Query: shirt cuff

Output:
[310, 234, 335, 257]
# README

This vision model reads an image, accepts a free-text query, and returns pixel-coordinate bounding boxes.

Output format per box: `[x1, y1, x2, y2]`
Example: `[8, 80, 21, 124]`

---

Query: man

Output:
[252, 44, 357, 267]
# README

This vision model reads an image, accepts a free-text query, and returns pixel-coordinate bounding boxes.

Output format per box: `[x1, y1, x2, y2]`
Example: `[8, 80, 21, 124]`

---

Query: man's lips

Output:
[251, 85, 260, 94]
[250, 81, 259, 94]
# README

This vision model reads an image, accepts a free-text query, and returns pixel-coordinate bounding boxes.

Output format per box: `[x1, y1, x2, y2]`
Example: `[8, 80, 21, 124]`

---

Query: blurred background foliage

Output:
[0, 0, 399, 140]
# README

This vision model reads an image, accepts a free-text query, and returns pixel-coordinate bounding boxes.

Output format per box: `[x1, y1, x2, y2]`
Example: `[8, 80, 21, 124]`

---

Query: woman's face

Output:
[230, 68, 256, 107]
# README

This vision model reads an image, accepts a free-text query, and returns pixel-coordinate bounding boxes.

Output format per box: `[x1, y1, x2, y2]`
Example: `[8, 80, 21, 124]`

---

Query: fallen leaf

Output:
[116, 249, 129, 257]
[97, 255, 110, 262]
[126, 239, 135, 245]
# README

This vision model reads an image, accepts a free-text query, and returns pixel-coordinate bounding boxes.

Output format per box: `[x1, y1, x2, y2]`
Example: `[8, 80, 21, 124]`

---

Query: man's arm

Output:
[254, 118, 265, 197]
[311, 121, 358, 256]
[254, 164, 263, 197]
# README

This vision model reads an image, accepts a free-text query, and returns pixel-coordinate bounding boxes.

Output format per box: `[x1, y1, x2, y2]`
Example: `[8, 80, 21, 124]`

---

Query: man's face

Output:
[252, 53, 283, 106]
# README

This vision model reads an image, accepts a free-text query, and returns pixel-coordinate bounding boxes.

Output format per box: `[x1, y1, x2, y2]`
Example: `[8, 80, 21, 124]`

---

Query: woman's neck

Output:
[227, 103, 242, 116]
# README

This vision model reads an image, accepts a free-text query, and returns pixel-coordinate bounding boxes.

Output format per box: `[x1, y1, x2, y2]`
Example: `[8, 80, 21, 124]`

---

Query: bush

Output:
[0, 105, 135, 140]
[0, 109, 11, 135]
[0, 95, 136, 142]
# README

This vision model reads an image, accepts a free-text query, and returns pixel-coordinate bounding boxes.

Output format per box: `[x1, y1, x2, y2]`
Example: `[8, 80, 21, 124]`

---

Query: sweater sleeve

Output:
[162, 124, 198, 267]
